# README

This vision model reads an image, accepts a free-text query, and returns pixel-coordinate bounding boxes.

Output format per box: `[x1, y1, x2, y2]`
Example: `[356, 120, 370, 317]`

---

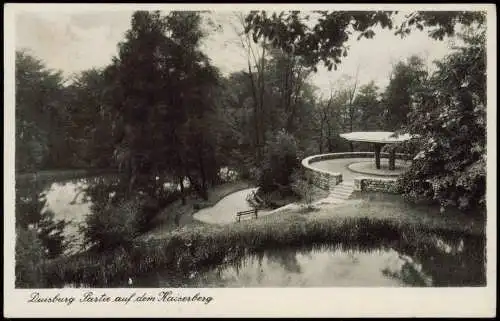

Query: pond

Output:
[36, 167, 239, 254]
[43, 179, 93, 254]
[41, 177, 189, 254]
[133, 234, 485, 288]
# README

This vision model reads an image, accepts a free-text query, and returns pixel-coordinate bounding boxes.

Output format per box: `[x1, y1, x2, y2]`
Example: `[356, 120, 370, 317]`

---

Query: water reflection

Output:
[136, 235, 485, 288]
[43, 179, 92, 254]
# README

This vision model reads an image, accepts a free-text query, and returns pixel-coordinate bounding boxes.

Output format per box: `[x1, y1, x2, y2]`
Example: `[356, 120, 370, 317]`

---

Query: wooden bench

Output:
[236, 208, 258, 222]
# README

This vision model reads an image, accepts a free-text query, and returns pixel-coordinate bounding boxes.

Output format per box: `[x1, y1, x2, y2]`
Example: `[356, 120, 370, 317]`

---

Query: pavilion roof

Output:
[340, 131, 412, 144]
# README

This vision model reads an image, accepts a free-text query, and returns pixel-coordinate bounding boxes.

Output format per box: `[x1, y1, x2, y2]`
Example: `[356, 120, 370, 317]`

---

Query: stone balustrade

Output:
[302, 152, 410, 193]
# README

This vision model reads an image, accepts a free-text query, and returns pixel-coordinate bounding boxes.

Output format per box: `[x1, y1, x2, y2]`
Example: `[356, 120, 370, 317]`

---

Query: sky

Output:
[15, 9, 456, 97]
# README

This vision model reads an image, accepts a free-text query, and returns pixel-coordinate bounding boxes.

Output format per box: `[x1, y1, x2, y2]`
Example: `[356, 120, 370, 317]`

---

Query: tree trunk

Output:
[246, 65, 261, 163]
[319, 117, 324, 154]
[374, 144, 382, 169]
[349, 113, 354, 152]
[258, 44, 266, 152]
[198, 149, 208, 201]
[179, 175, 186, 205]
[389, 148, 396, 170]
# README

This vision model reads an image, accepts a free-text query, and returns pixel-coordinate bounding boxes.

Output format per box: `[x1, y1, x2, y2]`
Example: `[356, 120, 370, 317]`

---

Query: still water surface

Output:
[135, 236, 484, 288]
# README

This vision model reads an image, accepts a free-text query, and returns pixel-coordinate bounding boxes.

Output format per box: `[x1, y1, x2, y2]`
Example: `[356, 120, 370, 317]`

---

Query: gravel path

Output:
[193, 188, 265, 225]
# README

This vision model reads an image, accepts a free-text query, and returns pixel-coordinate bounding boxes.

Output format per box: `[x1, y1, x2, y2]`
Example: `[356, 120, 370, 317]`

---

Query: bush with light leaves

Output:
[396, 27, 486, 214]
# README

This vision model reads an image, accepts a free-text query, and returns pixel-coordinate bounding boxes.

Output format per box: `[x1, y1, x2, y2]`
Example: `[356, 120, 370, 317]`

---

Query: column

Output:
[389, 147, 396, 170]
[374, 143, 382, 169]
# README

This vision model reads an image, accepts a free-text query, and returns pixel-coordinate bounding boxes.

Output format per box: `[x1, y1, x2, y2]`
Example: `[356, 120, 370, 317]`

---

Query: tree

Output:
[104, 10, 222, 201]
[218, 23, 319, 172]
[382, 55, 428, 131]
[215, 72, 257, 175]
[263, 48, 317, 152]
[397, 27, 486, 213]
[334, 72, 360, 152]
[258, 130, 300, 193]
[164, 11, 222, 200]
[231, 12, 272, 164]
[243, 11, 486, 72]
[312, 84, 352, 154]
[104, 11, 172, 196]
[64, 68, 116, 168]
[15, 51, 67, 171]
[354, 81, 384, 130]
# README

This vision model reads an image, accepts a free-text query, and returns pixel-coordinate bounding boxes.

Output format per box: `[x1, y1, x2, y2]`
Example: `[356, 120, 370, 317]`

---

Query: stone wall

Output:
[304, 152, 412, 164]
[353, 177, 400, 194]
[303, 165, 342, 190]
[302, 152, 410, 192]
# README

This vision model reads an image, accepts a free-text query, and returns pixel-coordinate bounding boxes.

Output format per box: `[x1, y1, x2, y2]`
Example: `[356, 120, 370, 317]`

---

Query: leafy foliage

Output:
[291, 171, 315, 210]
[397, 28, 486, 213]
[382, 55, 428, 131]
[394, 11, 486, 40]
[354, 81, 385, 131]
[259, 130, 301, 193]
[244, 11, 396, 71]
[104, 11, 222, 200]
[83, 199, 141, 252]
[15, 51, 67, 171]
[64, 68, 116, 168]
[15, 227, 46, 288]
[244, 11, 485, 72]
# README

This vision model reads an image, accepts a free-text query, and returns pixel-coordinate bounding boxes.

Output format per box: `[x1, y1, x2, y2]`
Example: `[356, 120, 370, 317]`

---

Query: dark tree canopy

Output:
[383, 55, 428, 131]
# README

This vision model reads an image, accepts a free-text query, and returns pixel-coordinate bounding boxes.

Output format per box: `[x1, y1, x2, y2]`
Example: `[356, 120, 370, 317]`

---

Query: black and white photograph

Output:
[4, 3, 496, 318]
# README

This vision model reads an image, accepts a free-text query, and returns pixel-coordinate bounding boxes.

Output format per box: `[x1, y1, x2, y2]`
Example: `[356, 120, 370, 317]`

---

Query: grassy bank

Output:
[35, 208, 485, 288]
[347, 191, 485, 235]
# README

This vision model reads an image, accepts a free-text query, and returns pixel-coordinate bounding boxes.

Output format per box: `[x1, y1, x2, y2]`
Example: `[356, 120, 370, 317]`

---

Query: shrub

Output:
[37, 210, 68, 258]
[134, 194, 161, 232]
[218, 167, 239, 183]
[291, 171, 315, 211]
[258, 129, 300, 193]
[397, 30, 486, 214]
[83, 199, 141, 252]
[15, 227, 46, 288]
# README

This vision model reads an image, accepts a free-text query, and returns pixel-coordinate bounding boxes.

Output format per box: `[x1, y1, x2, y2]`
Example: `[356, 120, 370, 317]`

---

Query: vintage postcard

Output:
[3, 3, 497, 318]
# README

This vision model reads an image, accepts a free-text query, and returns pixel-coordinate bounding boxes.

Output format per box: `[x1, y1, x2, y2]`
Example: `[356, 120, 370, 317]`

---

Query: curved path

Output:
[193, 158, 411, 225]
[193, 188, 272, 225]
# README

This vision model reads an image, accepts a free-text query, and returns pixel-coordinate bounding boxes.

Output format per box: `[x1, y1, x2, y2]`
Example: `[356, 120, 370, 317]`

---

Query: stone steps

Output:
[313, 181, 355, 206]
[330, 187, 353, 194]
[328, 193, 351, 200]
[328, 182, 355, 200]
